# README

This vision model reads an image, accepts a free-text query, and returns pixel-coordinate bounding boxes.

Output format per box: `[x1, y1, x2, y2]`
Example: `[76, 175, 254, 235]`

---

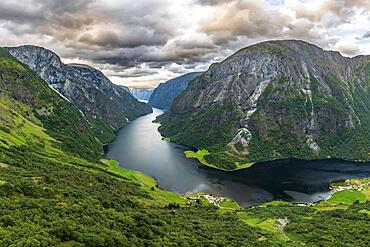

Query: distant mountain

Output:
[158, 40, 370, 170]
[129, 87, 153, 101]
[5, 45, 152, 143]
[148, 72, 202, 109]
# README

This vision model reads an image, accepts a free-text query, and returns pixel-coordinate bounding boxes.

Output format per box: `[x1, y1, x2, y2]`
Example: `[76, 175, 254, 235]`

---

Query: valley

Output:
[0, 40, 369, 246]
[105, 108, 370, 207]
[1, 0, 370, 245]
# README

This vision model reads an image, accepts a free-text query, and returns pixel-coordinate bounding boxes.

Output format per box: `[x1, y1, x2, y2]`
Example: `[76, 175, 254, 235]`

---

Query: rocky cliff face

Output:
[148, 72, 202, 109]
[0, 48, 102, 160]
[159, 40, 370, 170]
[129, 88, 153, 101]
[5, 45, 152, 143]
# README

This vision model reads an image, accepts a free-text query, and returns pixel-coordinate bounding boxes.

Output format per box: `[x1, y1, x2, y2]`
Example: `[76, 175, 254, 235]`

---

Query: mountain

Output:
[148, 72, 202, 109]
[129, 87, 153, 101]
[0, 46, 253, 245]
[1, 46, 369, 247]
[5, 45, 152, 143]
[0, 48, 102, 161]
[158, 40, 370, 170]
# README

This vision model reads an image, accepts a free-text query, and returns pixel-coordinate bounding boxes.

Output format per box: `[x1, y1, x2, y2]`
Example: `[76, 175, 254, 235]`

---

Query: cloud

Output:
[199, 0, 292, 44]
[289, 0, 370, 23]
[334, 42, 361, 56]
[193, 0, 231, 6]
[361, 31, 370, 39]
[0, 0, 369, 88]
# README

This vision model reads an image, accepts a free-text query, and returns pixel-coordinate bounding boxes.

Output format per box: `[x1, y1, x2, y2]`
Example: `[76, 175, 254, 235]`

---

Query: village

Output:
[186, 193, 230, 208]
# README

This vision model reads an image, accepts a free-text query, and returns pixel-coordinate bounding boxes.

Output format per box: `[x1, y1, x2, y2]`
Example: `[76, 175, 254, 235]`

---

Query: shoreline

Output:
[103, 108, 370, 208]
[183, 147, 370, 172]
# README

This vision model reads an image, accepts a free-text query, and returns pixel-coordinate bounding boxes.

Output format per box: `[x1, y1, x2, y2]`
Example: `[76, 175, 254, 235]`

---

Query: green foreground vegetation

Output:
[0, 47, 369, 246]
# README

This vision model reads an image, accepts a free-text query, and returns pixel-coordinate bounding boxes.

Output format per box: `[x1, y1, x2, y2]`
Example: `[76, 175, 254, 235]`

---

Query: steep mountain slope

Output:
[148, 72, 202, 109]
[0, 48, 102, 161]
[5, 46, 152, 143]
[159, 40, 370, 170]
[129, 87, 153, 100]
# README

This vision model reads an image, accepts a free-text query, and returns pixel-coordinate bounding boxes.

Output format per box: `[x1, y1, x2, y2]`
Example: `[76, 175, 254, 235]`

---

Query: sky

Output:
[0, 0, 369, 88]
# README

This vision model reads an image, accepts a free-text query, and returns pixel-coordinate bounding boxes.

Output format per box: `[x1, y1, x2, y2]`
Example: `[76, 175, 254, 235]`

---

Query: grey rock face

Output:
[129, 88, 153, 101]
[161, 40, 370, 165]
[173, 41, 364, 112]
[5, 45, 152, 141]
[148, 72, 202, 109]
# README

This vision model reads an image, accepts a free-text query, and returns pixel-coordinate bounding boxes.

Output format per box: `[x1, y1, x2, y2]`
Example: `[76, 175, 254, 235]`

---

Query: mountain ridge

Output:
[4, 45, 152, 143]
[148, 72, 203, 109]
[129, 87, 153, 101]
[159, 40, 370, 170]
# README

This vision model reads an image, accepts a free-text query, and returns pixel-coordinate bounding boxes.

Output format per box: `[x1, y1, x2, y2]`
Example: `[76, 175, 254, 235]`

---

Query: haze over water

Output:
[106, 108, 370, 207]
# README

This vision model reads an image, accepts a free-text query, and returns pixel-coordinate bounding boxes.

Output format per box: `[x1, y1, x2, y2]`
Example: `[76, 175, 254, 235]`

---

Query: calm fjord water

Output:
[106, 108, 370, 207]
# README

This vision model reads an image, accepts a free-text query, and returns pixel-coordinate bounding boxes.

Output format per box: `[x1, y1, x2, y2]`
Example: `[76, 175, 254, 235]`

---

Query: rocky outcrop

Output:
[5, 45, 152, 142]
[159, 40, 370, 170]
[148, 72, 202, 109]
[129, 88, 153, 101]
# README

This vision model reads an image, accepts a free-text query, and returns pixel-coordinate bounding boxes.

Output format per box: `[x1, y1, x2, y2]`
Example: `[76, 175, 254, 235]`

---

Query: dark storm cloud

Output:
[192, 0, 231, 6]
[361, 31, 370, 39]
[0, 0, 94, 31]
[0, 0, 176, 49]
[0, 0, 368, 87]
[77, 29, 169, 49]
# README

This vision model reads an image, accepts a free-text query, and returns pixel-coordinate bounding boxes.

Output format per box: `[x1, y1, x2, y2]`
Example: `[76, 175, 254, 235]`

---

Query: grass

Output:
[0, 96, 56, 151]
[184, 149, 209, 164]
[184, 149, 254, 171]
[101, 159, 155, 187]
[326, 190, 367, 204]
[260, 201, 291, 207]
[219, 199, 240, 209]
[359, 209, 370, 215]
[234, 161, 255, 169]
[239, 215, 288, 241]
[315, 178, 370, 211]
[101, 159, 186, 206]
[242, 218, 279, 234]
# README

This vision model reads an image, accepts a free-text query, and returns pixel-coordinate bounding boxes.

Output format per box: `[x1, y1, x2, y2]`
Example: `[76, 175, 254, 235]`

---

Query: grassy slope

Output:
[0, 48, 102, 161]
[184, 149, 254, 171]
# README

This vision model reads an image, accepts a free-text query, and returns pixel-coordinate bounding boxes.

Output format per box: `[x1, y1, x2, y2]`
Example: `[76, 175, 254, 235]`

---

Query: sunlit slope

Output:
[0, 48, 102, 161]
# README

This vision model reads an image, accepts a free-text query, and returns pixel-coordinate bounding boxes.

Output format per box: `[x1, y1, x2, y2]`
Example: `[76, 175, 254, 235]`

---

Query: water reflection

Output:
[106, 108, 370, 207]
